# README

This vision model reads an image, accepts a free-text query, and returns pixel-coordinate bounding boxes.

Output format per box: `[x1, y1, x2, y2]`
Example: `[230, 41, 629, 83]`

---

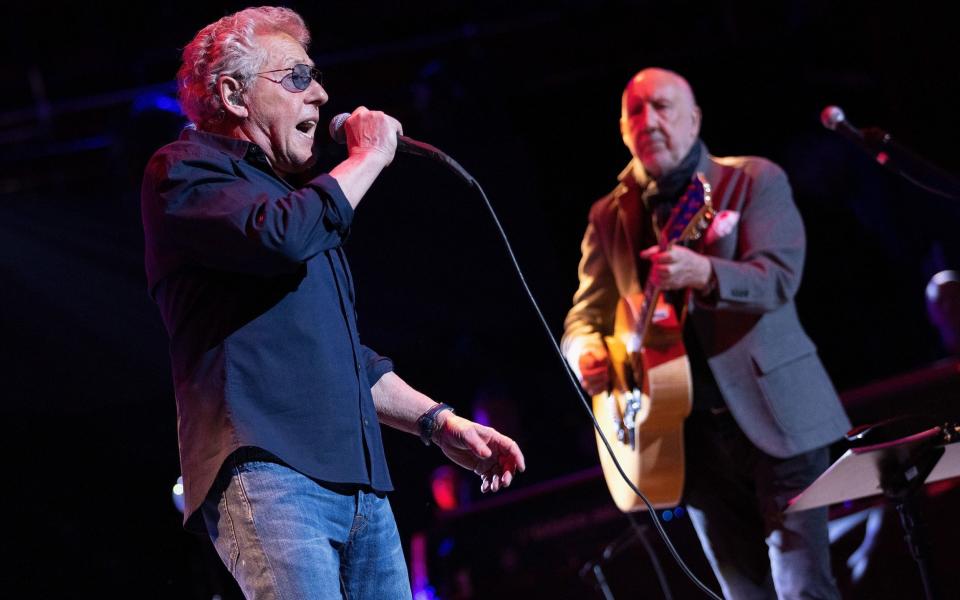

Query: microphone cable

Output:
[382, 135, 723, 600]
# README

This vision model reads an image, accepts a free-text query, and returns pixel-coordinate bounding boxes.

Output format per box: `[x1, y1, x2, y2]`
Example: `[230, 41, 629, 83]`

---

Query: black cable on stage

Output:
[377, 136, 724, 600]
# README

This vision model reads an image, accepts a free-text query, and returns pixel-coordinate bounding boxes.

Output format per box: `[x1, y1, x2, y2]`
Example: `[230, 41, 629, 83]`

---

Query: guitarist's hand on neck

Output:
[640, 245, 714, 292]
[579, 347, 611, 395]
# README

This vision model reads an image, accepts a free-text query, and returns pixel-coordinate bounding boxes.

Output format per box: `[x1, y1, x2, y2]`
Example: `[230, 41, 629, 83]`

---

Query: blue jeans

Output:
[200, 448, 412, 599]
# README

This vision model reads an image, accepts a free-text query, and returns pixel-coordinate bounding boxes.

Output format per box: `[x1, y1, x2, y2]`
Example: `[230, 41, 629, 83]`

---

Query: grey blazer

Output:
[562, 145, 850, 458]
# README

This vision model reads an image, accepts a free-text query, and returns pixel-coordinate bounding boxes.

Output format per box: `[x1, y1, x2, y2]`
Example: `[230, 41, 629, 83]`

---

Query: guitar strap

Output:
[638, 146, 699, 290]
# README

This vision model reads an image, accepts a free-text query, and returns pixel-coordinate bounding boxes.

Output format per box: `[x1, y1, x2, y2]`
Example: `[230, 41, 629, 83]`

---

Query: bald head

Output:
[620, 68, 701, 179]
[927, 270, 960, 355]
[627, 68, 697, 105]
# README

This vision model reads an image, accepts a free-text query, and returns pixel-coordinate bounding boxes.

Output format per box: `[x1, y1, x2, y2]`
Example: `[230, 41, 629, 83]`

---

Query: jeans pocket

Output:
[201, 490, 242, 574]
[222, 496, 242, 573]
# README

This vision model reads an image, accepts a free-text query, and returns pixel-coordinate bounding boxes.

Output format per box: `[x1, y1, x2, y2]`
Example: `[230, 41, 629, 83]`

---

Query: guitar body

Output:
[591, 172, 712, 512]
[593, 294, 692, 511]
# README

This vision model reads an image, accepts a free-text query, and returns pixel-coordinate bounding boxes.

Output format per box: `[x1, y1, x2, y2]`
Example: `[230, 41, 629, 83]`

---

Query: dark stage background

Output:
[2, 1, 959, 598]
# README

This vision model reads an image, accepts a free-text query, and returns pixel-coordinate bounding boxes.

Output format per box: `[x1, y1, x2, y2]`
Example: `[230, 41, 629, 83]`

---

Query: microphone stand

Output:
[578, 515, 674, 600]
[858, 127, 960, 201]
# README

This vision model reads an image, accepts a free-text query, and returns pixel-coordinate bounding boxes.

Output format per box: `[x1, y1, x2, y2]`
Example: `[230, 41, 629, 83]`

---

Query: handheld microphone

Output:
[328, 112, 475, 185]
[329, 112, 440, 159]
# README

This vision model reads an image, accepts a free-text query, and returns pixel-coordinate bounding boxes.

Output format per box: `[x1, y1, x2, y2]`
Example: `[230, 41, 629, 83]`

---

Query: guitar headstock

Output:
[659, 172, 715, 246]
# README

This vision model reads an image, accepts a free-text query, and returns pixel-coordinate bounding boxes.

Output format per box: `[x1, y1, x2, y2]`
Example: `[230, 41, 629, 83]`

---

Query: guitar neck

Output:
[633, 172, 712, 347]
[636, 282, 660, 347]
[636, 239, 674, 346]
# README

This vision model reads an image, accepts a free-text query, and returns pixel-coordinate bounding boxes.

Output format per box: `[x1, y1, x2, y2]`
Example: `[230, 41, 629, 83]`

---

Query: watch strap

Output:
[417, 403, 454, 446]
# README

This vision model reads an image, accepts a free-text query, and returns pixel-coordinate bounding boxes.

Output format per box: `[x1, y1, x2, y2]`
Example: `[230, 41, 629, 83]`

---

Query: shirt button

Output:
[363, 418, 370, 426]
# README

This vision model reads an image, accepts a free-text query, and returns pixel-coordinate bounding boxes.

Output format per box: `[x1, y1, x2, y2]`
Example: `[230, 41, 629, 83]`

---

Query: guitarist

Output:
[561, 68, 850, 600]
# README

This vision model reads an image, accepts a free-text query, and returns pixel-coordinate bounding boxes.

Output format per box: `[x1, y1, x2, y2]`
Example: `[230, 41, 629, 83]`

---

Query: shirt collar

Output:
[180, 126, 266, 162]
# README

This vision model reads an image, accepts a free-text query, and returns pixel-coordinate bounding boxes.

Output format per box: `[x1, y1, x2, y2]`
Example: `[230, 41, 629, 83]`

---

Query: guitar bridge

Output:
[607, 393, 628, 445]
[622, 390, 642, 451]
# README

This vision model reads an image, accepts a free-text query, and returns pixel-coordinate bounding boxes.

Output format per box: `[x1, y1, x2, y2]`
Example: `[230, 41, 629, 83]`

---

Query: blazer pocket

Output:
[751, 336, 833, 433]
[751, 334, 816, 375]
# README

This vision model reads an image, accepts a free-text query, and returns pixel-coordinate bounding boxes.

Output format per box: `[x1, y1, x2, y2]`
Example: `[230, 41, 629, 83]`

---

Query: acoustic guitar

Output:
[594, 173, 714, 512]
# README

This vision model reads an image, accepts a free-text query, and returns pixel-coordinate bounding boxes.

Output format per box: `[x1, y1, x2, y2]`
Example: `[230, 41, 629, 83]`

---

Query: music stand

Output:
[787, 423, 960, 600]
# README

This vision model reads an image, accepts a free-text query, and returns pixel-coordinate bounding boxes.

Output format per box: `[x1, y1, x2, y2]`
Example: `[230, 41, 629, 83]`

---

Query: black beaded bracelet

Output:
[417, 403, 454, 446]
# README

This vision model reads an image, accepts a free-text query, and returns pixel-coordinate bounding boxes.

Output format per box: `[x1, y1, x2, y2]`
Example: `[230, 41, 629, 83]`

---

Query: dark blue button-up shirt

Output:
[141, 128, 394, 530]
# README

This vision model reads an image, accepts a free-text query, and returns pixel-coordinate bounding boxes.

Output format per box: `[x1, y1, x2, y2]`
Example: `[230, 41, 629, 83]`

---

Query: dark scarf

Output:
[641, 140, 703, 229]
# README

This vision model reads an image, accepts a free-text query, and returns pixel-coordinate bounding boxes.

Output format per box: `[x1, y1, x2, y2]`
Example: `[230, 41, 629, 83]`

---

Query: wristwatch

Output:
[417, 403, 454, 446]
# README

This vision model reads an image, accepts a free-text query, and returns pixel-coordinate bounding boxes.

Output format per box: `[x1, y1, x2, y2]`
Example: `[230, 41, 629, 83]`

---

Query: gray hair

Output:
[178, 6, 311, 129]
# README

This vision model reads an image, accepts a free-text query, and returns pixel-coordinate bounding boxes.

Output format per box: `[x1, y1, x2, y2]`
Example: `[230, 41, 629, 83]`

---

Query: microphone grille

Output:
[820, 106, 845, 130]
[328, 112, 350, 143]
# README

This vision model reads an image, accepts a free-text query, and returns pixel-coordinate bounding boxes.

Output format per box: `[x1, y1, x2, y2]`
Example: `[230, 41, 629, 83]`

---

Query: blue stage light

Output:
[132, 92, 183, 116]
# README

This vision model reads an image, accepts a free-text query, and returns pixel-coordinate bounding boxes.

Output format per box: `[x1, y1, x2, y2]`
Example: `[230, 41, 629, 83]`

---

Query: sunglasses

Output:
[254, 64, 323, 93]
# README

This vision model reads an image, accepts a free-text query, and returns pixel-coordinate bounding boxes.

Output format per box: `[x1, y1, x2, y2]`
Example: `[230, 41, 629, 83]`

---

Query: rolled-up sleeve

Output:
[359, 344, 394, 385]
[142, 146, 355, 283]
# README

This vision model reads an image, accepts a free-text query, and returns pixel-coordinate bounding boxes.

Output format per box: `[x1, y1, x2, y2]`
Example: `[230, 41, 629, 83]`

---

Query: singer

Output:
[561, 68, 849, 599]
[140, 6, 524, 598]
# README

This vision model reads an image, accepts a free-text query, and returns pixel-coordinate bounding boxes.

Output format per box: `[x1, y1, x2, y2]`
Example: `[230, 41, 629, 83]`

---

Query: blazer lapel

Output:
[614, 163, 645, 297]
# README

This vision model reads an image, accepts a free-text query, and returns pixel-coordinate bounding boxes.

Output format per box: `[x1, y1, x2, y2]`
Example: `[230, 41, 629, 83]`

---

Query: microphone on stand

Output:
[820, 105, 960, 200]
[820, 106, 892, 165]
